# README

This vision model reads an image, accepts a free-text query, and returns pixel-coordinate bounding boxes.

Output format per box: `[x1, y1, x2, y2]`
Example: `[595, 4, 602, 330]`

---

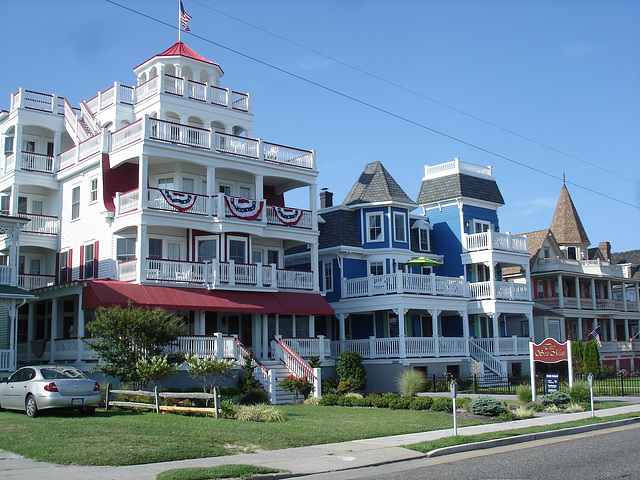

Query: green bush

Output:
[239, 388, 269, 405]
[567, 380, 590, 403]
[516, 383, 532, 403]
[469, 395, 505, 416]
[321, 378, 338, 394]
[304, 396, 322, 406]
[396, 369, 427, 396]
[220, 399, 236, 418]
[497, 410, 515, 421]
[369, 394, 389, 408]
[539, 391, 571, 407]
[456, 397, 472, 411]
[582, 340, 601, 376]
[513, 406, 535, 419]
[431, 397, 453, 411]
[336, 351, 367, 390]
[409, 396, 433, 410]
[388, 396, 413, 410]
[320, 393, 339, 406]
[220, 386, 242, 396]
[565, 403, 586, 413]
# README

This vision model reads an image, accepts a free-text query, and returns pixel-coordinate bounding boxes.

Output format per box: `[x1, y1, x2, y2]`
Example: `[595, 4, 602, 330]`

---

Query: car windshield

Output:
[41, 368, 89, 380]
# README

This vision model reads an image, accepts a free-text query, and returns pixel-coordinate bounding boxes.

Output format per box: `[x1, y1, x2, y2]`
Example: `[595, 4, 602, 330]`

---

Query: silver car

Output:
[0, 365, 101, 417]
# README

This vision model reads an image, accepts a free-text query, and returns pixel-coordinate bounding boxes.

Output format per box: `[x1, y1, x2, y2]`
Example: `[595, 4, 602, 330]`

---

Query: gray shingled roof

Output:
[417, 173, 504, 205]
[611, 249, 640, 266]
[344, 161, 416, 206]
[550, 185, 590, 246]
[318, 210, 362, 249]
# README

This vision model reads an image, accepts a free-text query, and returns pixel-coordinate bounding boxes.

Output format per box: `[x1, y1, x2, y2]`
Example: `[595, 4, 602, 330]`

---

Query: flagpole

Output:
[178, 0, 181, 43]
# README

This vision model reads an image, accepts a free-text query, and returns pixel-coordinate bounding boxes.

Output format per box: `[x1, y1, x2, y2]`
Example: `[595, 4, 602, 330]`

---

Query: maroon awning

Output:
[82, 280, 334, 315]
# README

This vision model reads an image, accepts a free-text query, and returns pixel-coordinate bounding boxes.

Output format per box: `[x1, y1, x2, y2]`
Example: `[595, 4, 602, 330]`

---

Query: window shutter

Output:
[94, 241, 99, 278]
[68, 249, 72, 282]
[55, 252, 60, 284]
[79, 246, 84, 280]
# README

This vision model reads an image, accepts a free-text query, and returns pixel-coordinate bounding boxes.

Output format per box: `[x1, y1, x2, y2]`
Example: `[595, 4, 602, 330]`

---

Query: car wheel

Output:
[82, 407, 96, 416]
[25, 395, 38, 418]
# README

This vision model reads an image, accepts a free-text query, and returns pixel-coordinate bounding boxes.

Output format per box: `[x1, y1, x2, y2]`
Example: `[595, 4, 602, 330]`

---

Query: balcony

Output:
[18, 213, 59, 235]
[19, 274, 55, 290]
[116, 187, 313, 230]
[464, 231, 528, 254]
[117, 258, 314, 291]
[469, 281, 530, 301]
[342, 272, 466, 298]
[535, 257, 625, 278]
[3, 151, 55, 176]
[534, 296, 639, 312]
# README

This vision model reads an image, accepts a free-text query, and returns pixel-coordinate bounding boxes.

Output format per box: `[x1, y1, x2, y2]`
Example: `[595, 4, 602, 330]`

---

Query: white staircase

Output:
[260, 360, 296, 404]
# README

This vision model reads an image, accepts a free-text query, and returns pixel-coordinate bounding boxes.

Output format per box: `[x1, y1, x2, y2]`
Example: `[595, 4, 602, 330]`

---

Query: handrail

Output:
[234, 337, 268, 374]
[274, 338, 316, 379]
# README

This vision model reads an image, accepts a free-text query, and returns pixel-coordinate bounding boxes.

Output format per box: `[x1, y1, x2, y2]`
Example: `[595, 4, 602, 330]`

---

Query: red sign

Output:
[532, 338, 569, 364]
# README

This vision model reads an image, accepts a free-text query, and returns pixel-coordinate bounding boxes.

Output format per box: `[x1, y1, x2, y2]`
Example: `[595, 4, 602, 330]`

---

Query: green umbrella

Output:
[405, 256, 442, 267]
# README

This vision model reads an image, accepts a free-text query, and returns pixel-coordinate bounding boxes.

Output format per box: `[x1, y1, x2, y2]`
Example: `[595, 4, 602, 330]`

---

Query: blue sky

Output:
[3, 0, 639, 252]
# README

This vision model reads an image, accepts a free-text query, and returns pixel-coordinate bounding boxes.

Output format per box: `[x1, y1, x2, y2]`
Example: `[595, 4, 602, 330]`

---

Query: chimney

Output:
[319, 188, 333, 208]
[598, 241, 611, 261]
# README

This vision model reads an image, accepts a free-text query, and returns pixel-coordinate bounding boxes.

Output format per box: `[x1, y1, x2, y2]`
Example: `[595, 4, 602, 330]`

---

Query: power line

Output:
[104, 0, 640, 211]
[192, 0, 640, 188]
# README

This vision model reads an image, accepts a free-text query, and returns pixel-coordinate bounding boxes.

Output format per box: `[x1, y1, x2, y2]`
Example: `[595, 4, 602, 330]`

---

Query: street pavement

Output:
[1, 400, 639, 480]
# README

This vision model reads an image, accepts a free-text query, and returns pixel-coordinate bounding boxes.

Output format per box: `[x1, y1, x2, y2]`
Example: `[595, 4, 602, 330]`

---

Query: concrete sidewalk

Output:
[1, 403, 640, 480]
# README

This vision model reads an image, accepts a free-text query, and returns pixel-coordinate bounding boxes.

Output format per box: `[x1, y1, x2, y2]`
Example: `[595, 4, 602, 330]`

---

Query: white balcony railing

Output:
[535, 257, 625, 278]
[19, 274, 55, 290]
[464, 231, 529, 254]
[19, 213, 59, 235]
[468, 281, 530, 301]
[343, 272, 466, 298]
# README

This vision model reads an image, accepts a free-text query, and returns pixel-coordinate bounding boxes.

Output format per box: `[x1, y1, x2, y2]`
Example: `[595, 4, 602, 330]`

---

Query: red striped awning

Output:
[82, 280, 334, 315]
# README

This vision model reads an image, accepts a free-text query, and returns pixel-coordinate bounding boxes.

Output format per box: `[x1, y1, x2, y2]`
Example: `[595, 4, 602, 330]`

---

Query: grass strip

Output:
[406, 413, 640, 453]
[154, 464, 286, 480]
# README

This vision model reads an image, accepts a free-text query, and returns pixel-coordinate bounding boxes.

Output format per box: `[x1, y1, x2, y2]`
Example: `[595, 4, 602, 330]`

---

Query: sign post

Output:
[450, 380, 458, 436]
[530, 338, 572, 402]
[588, 373, 595, 418]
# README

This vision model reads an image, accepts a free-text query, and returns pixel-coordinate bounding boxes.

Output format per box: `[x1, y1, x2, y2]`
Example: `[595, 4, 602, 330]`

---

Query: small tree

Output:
[571, 340, 584, 375]
[239, 351, 262, 394]
[336, 350, 366, 391]
[185, 354, 238, 394]
[582, 339, 601, 376]
[86, 303, 185, 390]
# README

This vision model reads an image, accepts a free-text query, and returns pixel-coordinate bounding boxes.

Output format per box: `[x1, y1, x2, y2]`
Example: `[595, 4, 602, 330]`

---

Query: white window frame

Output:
[84, 243, 95, 279]
[196, 236, 219, 263]
[157, 177, 174, 190]
[227, 236, 248, 264]
[366, 212, 384, 243]
[474, 220, 490, 233]
[182, 177, 195, 193]
[89, 178, 98, 203]
[419, 226, 430, 251]
[116, 237, 136, 262]
[71, 186, 80, 220]
[323, 261, 333, 292]
[369, 260, 384, 276]
[148, 237, 185, 261]
[393, 212, 407, 243]
[239, 185, 252, 199]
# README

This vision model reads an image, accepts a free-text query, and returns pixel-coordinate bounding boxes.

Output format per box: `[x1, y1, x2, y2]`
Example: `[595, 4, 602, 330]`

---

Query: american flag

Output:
[180, 1, 192, 31]
[588, 326, 603, 348]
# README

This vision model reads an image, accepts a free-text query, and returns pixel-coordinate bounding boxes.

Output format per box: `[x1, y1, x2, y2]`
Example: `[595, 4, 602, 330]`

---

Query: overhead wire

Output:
[104, 0, 640, 211]
[192, 0, 640, 188]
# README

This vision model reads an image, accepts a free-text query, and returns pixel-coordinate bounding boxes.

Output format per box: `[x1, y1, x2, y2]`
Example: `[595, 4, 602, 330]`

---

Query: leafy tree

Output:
[336, 350, 366, 390]
[571, 340, 584, 374]
[582, 339, 601, 376]
[185, 354, 238, 394]
[86, 304, 185, 390]
[239, 351, 262, 394]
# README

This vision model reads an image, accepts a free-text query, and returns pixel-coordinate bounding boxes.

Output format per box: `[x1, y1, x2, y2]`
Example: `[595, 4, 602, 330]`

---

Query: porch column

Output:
[525, 311, 534, 341]
[309, 183, 318, 229]
[50, 298, 58, 364]
[591, 279, 596, 309]
[557, 274, 564, 308]
[491, 313, 500, 355]
[9, 183, 19, 216]
[206, 166, 215, 216]
[15, 124, 23, 172]
[338, 313, 347, 342]
[53, 131, 61, 172]
[430, 309, 440, 357]
[262, 314, 269, 360]
[460, 310, 470, 356]
[5, 301, 16, 371]
[624, 319, 630, 342]
[136, 224, 147, 283]
[577, 317, 583, 341]
[607, 280, 612, 300]
[139, 154, 148, 210]
[575, 277, 581, 309]
[310, 243, 319, 292]
[394, 307, 407, 359]
[27, 301, 35, 363]
[622, 283, 628, 311]
[523, 263, 532, 300]
[76, 291, 85, 364]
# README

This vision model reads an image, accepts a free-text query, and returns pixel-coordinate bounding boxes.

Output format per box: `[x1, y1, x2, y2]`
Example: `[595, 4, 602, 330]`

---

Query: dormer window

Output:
[366, 212, 383, 242]
[567, 246, 577, 260]
[419, 227, 431, 252]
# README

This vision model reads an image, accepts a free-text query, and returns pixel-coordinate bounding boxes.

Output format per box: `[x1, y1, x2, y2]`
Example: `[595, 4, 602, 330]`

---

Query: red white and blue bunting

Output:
[160, 190, 198, 212]
[273, 206, 303, 226]
[225, 197, 264, 220]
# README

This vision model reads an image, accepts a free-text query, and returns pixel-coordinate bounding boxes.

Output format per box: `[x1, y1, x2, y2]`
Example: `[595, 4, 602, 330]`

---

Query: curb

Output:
[427, 416, 640, 457]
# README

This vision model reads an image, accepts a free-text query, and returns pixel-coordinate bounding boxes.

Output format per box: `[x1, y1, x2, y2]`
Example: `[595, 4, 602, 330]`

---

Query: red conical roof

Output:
[135, 42, 222, 71]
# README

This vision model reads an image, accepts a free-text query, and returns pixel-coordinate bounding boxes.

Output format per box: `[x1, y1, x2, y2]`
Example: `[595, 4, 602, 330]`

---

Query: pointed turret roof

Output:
[135, 42, 222, 71]
[343, 161, 416, 206]
[550, 184, 590, 246]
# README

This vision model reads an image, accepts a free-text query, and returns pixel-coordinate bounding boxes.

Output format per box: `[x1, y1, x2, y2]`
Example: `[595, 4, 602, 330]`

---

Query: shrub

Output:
[456, 397, 472, 411]
[396, 369, 427, 396]
[344, 392, 363, 399]
[336, 351, 366, 390]
[220, 386, 242, 397]
[337, 379, 360, 394]
[565, 403, 586, 413]
[431, 397, 453, 412]
[234, 404, 286, 422]
[516, 384, 532, 403]
[469, 395, 505, 416]
[539, 391, 571, 407]
[544, 404, 561, 413]
[368, 394, 389, 409]
[304, 396, 322, 406]
[239, 388, 270, 405]
[220, 399, 237, 418]
[513, 406, 535, 419]
[308, 356, 322, 368]
[321, 378, 338, 394]
[572, 340, 584, 374]
[582, 340, 601, 376]
[279, 375, 313, 400]
[409, 396, 433, 410]
[320, 393, 339, 406]
[497, 410, 515, 421]
[388, 396, 412, 410]
[567, 380, 590, 403]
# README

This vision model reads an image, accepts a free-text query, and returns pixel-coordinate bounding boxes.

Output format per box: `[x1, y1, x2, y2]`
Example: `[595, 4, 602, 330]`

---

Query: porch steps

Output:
[478, 367, 510, 389]
[261, 360, 296, 405]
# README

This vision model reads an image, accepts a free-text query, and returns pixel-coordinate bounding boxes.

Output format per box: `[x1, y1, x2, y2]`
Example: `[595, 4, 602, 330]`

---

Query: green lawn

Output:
[0, 405, 483, 466]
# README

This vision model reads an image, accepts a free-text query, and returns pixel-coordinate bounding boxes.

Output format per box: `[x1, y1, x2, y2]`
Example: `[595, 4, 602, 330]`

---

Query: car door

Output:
[1, 369, 26, 409]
